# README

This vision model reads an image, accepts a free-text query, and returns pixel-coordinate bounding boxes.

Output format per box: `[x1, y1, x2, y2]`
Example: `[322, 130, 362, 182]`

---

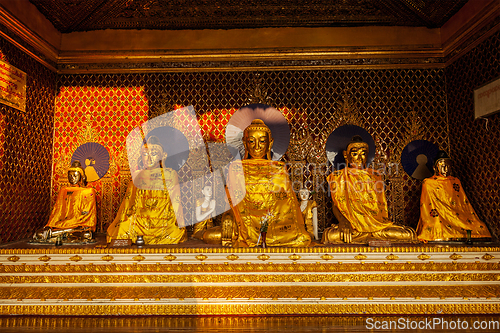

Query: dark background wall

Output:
[446, 30, 500, 240]
[0, 35, 57, 243]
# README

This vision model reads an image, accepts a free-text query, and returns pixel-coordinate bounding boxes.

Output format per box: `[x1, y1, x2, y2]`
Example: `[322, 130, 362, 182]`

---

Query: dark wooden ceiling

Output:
[28, 0, 469, 33]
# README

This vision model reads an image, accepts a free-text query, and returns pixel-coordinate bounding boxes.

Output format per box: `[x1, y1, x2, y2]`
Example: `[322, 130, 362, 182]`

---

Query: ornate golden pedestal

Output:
[1, 244, 499, 315]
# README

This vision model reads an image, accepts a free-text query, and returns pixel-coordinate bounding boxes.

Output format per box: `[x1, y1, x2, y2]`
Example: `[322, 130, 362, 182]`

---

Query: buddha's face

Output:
[141, 144, 165, 170]
[244, 129, 272, 159]
[435, 159, 452, 177]
[344, 143, 369, 169]
[299, 189, 310, 201]
[202, 186, 212, 198]
[68, 170, 82, 185]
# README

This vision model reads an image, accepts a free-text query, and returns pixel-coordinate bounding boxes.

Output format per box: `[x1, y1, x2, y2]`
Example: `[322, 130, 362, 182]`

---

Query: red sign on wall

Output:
[0, 60, 26, 112]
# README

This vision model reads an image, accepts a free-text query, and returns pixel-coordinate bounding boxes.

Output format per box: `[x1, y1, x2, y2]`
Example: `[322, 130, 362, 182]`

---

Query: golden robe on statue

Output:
[327, 168, 392, 233]
[228, 159, 311, 247]
[107, 167, 187, 244]
[46, 187, 97, 231]
[417, 175, 491, 241]
[322, 135, 416, 244]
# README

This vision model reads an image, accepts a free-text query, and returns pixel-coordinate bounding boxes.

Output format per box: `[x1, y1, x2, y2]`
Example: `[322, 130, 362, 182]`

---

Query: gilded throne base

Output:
[1, 241, 500, 316]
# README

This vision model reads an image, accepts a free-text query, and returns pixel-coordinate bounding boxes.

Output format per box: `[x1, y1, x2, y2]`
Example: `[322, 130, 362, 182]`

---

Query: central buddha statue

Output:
[212, 119, 311, 247]
[322, 135, 416, 244]
[107, 136, 187, 245]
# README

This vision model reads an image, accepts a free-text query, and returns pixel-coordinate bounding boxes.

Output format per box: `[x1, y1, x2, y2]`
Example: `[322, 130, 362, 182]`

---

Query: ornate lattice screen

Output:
[446, 30, 500, 240]
[54, 68, 450, 235]
[0, 36, 56, 243]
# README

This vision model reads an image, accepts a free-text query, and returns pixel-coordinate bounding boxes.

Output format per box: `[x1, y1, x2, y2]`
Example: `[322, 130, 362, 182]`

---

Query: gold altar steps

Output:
[1, 241, 500, 316]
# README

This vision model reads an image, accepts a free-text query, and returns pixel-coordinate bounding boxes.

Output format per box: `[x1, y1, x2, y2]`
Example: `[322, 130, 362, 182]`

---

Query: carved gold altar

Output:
[1, 245, 500, 315]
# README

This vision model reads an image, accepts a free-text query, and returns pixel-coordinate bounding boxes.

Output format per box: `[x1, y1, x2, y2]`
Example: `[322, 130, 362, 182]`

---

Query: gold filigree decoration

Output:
[1, 262, 499, 276]
[7, 256, 20, 262]
[38, 255, 51, 262]
[196, 254, 208, 261]
[418, 254, 431, 261]
[402, 110, 426, 147]
[0, 245, 497, 255]
[69, 255, 82, 262]
[2, 272, 499, 284]
[226, 254, 239, 261]
[336, 90, 361, 126]
[1, 285, 498, 304]
[133, 255, 146, 262]
[289, 254, 301, 261]
[258, 254, 270, 261]
[247, 75, 273, 105]
[2, 302, 498, 316]
[449, 253, 463, 260]
[101, 255, 114, 262]
[321, 254, 334, 261]
[150, 93, 173, 120]
[482, 254, 495, 260]
[354, 254, 367, 260]
[385, 254, 399, 261]
[164, 254, 176, 261]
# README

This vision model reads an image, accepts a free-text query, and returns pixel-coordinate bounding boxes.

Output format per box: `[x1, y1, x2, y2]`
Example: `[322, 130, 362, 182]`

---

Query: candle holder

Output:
[260, 232, 267, 248]
[136, 235, 145, 246]
[466, 230, 473, 245]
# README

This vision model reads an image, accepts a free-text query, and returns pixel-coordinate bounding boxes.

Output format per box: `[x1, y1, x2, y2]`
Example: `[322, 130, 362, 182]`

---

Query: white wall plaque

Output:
[474, 76, 500, 119]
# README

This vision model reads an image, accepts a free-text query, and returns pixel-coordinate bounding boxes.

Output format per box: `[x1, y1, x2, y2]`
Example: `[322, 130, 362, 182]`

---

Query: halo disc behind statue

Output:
[401, 140, 439, 180]
[225, 103, 290, 161]
[325, 125, 376, 170]
[71, 142, 110, 182]
[146, 126, 190, 171]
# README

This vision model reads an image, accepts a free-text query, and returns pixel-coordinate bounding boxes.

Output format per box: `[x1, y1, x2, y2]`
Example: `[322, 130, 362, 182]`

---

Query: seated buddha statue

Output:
[322, 135, 416, 244]
[106, 136, 187, 245]
[206, 119, 311, 247]
[416, 151, 491, 242]
[33, 161, 97, 243]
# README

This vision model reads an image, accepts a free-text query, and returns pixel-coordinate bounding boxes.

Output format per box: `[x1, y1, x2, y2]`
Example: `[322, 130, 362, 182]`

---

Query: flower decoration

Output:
[260, 212, 273, 233]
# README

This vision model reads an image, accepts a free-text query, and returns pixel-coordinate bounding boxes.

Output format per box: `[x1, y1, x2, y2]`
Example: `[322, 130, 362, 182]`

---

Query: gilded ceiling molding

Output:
[0, 2, 498, 72]
[0, 7, 58, 71]
[442, 0, 500, 66]
[56, 55, 446, 74]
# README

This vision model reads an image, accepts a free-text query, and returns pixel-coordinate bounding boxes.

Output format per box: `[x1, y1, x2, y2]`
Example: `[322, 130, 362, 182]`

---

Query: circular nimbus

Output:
[325, 125, 376, 170]
[145, 126, 190, 171]
[71, 142, 110, 182]
[401, 140, 439, 180]
[225, 103, 290, 161]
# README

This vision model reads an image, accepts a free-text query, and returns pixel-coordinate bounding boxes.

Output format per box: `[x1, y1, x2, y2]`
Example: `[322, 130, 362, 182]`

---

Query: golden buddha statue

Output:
[208, 119, 311, 247]
[192, 185, 216, 240]
[299, 188, 319, 240]
[106, 136, 187, 245]
[416, 151, 491, 242]
[33, 161, 97, 243]
[322, 135, 416, 244]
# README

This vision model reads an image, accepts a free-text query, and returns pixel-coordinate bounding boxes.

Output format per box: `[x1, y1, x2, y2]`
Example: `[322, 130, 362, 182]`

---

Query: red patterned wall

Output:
[446, 30, 500, 240]
[53, 79, 149, 232]
[0, 36, 57, 243]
